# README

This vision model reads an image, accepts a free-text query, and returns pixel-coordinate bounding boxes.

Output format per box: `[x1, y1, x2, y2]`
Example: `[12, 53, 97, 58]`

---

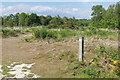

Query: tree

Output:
[39, 15, 47, 25]
[63, 16, 68, 23]
[0, 16, 3, 25]
[5, 14, 14, 27]
[19, 12, 27, 26]
[100, 5, 117, 29]
[7, 19, 14, 27]
[50, 15, 63, 27]
[115, 1, 120, 29]
[64, 20, 74, 29]
[29, 13, 38, 26]
[46, 15, 52, 25]
[91, 5, 104, 27]
[25, 14, 30, 26]
[13, 13, 19, 26]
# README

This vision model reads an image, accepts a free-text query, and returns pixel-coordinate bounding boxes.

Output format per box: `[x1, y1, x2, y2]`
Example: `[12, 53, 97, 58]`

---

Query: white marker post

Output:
[79, 37, 84, 62]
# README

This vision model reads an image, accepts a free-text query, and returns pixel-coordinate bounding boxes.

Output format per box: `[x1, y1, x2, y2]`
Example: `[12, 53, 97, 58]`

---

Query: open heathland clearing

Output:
[1, 27, 119, 78]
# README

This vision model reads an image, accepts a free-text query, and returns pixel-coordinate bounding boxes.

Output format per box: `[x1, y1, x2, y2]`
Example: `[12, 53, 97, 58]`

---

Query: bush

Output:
[46, 24, 57, 29]
[33, 29, 47, 39]
[47, 30, 58, 39]
[32, 29, 76, 41]
[2, 29, 22, 38]
[24, 37, 31, 42]
[59, 29, 75, 38]
[39, 29, 47, 39]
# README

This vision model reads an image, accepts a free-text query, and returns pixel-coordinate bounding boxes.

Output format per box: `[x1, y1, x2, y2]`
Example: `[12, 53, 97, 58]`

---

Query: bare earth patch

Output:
[0, 62, 40, 78]
[2, 33, 118, 78]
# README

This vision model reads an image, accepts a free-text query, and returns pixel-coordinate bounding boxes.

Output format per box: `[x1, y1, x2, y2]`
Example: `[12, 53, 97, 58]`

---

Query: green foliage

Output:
[2, 13, 90, 29]
[91, 3, 119, 29]
[19, 12, 27, 26]
[32, 29, 76, 41]
[47, 30, 58, 39]
[24, 37, 31, 42]
[99, 43, 106, 53]
[13, 13, 19, 26]
[2, 29, 22, 38]
[46, 24, 57, 29]
[91, 5, 103, 27]
[82, 68, 100, 78]
[33, 28, 47, 39]
[82, 29, 117, 40]
[97, 44, 119, 60]
[28, 74, 34, 77]
[2, 2, 119, 29]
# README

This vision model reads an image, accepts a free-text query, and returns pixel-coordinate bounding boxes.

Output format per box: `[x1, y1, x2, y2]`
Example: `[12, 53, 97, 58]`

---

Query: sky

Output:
[0, 0, 119, 19]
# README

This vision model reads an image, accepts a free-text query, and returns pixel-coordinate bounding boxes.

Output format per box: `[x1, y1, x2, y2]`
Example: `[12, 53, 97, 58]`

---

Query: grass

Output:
[82, 29, 118, 40]
[1, 65, 15, 77]
[27, 74, 34, 77]
[2, 29, 23, 38]
[58, 44, 119, 78]
[22, 69, 27, 72]
[22, 66, 31, 70]
[24, 37, 33, 42]
[2, 27, 119, 78]
[32, 28, 77, 41]
[1, 66, 10, 75]
[1, 27, 32, 38]
[32, 28, 118, 41]
[2, 27, 117, 41]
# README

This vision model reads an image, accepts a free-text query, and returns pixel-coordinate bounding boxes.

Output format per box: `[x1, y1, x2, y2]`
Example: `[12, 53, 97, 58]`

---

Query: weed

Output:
[22, 70, 27, 72]
[24, 37, 32, 42]
[33, 28, 47, 39]
[6, 73, 15, 77]
[1, 66, 10, 75]
[2, 29, 22, 38]
[28, 74, 34, 77]
[82, 68, 100, 78]
[47, 30, 58, 39]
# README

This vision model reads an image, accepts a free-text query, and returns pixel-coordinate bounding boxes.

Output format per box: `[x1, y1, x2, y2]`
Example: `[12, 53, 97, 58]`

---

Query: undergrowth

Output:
[2, 29, 23, 38]
[60, 44, 119, 78]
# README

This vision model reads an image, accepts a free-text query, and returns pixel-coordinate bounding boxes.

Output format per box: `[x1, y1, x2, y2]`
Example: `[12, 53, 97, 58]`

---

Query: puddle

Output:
[0, 62, 40, 78]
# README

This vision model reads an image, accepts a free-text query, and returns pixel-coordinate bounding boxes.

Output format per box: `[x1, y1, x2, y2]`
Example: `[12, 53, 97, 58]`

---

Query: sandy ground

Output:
[7, 62, 39, 78]
[2, 33, 118, 78]
[0, 62, 40, 78]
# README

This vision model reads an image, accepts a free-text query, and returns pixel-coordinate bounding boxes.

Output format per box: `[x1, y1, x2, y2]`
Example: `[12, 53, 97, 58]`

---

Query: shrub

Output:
[24, 37, 31, 42]
[33, 29, 47, 39]
[32, 29, 76, 41]
[82, 68, 100, 78]
[39, 29, 47, 39]
[2, 29, 22, 38]
[33, 29, 41, 38]
[47, 30, 58, 39]
[59, 29, 74, 38]
[109, 59, 120, 76]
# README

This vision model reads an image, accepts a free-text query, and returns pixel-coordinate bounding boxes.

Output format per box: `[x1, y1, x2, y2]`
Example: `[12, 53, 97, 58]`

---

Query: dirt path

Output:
[2, 33, 73, 78]
[2, 33, 118, 78]
[2, 34, 35, 65]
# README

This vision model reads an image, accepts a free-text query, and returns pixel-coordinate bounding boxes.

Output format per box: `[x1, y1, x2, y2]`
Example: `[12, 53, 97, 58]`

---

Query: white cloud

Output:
[2, 4, 56, 16]
[1, 4, 91, 19]
[30, 6, 55, 12]
[72, 8, 79, 12]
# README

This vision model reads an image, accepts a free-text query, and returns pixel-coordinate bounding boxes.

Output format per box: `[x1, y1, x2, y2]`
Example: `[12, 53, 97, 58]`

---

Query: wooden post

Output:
[79, 37, 84, 62]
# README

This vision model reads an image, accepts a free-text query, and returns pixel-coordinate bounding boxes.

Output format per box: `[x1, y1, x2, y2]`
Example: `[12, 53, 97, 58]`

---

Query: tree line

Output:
[1, 2, 120, 29]
[91, 2, 120, 29]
